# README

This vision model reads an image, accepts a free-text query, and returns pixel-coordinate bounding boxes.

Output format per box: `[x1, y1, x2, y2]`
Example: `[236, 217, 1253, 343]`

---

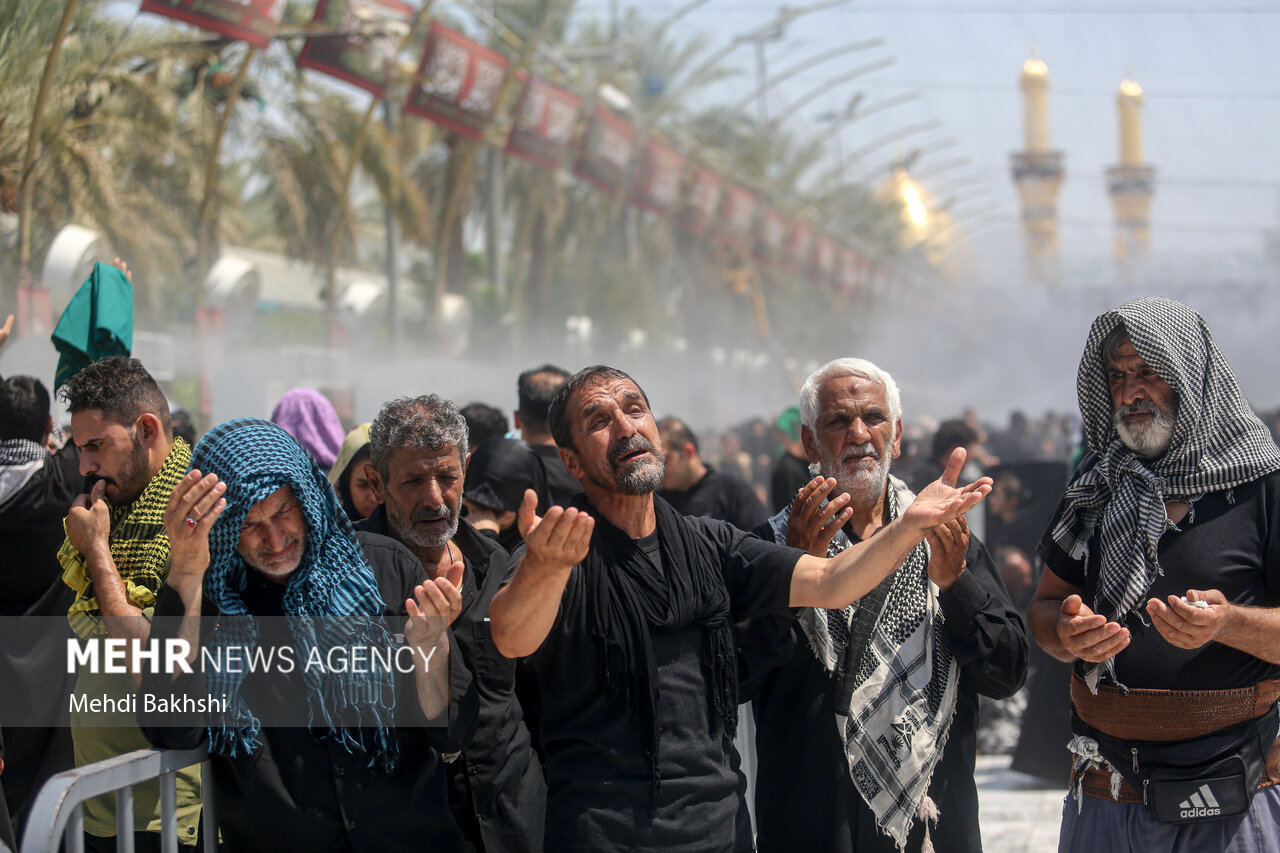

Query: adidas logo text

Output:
[1178, 784, 1222, 819]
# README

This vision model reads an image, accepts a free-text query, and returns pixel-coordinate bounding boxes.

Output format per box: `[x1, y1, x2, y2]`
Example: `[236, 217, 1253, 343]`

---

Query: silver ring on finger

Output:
[185, 516, 199, 527]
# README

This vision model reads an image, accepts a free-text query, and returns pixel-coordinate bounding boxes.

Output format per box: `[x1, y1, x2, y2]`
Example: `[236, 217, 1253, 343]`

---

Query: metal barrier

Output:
[19, 748, 215, 853]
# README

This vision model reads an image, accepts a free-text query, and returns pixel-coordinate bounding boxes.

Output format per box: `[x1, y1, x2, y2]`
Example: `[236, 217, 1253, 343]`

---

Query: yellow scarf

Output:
[61, 437, 191, 638]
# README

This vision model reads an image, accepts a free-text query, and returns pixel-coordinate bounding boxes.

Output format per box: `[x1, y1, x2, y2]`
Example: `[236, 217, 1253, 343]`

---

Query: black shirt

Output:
[529, 443, 582, 509]
[659, 466, 769, 533]
[769, 451, 811, 514]
[1041, 467, 1280, 690]
[742, 523, 1028, 853]
[509, 516, 801, 852]
[141, 531, 479, 853]
[356, 509, 545, 853]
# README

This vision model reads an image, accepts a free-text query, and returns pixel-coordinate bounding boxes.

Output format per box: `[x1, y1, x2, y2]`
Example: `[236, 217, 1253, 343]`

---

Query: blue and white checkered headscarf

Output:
[193, 418, 399, 769]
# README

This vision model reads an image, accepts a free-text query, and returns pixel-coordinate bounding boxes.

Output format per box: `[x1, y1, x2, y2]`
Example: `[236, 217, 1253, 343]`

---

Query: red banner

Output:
[505, 73, 582, 169]
[572, 105, 637, 195]
[404, 22, 508, 141]
[785, 219, 814, 269]
[716, 185, 757, 251]
[814, 235, 837, 286]
[753, 208, 788, 263]
[676, 168, 723, 236]
[296, 0, 411, 99]
[629, 139, 685, 213]
[140, 0, 284, 48]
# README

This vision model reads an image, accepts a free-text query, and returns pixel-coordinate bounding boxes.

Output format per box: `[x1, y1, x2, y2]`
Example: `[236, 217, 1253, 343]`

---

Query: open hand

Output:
[925, 516, 969, 590]
[1146, 589, 1230, 650]
[0, 314, 13, 349]
[517, 489, 593, 574]
[1058, 594, 1130, 663]
[406, 558, 464, 646]
[162, 469, 227, 579]
[785, 476, 853, 556]
[904, 448, 992, 532]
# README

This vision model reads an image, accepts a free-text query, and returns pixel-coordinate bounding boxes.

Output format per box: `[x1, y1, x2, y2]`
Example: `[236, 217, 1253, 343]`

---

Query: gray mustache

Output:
[610, 435, 656, 464]
[840, 442, 879, 463]
[1116, 399, 1158, 418]
[412, 504, 453, 522]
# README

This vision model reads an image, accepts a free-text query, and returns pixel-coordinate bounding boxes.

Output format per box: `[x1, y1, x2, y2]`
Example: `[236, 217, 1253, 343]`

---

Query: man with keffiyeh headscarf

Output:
[741, 357, 1027, 853]
[1030, 297, 1280, 852]
[138, 418, 480, 852]
[487, 365, 994, 852]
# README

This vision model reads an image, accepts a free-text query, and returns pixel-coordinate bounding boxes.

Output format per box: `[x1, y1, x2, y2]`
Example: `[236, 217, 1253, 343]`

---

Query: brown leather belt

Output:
[1073, 739, 1280, 803]
[1069, 673, 1280, 802]
[1071, 672, 1280, 742]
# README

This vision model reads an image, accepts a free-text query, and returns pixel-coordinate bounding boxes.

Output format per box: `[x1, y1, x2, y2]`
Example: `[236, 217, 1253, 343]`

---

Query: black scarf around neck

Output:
[575, 494, 737, 802]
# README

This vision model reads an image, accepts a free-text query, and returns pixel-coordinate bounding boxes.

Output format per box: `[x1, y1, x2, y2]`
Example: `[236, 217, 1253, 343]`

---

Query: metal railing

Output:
[19, 748, 215, 853]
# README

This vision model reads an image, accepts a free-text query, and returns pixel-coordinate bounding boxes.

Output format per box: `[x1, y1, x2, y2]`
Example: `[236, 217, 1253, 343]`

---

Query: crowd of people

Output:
[0, 295, 1277, 853]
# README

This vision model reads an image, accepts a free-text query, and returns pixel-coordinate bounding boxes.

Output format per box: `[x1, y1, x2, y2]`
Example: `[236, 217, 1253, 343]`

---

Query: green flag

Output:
[51, 262, 134, 393]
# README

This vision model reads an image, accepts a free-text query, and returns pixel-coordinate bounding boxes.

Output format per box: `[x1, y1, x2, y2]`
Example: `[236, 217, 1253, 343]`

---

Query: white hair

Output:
[799, 357, 902, 433]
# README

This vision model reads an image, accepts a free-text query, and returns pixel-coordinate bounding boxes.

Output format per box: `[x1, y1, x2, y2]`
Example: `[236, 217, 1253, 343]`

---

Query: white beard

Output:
[1114, 400, 1176, 458]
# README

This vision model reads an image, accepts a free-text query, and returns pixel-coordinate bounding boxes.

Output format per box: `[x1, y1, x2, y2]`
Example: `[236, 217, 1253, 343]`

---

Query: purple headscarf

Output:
[270, 387, 345, 470]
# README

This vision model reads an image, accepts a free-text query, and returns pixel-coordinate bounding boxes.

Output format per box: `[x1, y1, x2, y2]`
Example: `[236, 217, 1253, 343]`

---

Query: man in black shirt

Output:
[1029, 298, 1280, 852]
[359, 395, 545, 853]
[657, 416, 768, 532]
[515, 364, 581, 508]
[742, 357, 1027, 852]
[0, 376, 79, 841]
[488, 365, 993, 852]
[140, 417, 477, 852]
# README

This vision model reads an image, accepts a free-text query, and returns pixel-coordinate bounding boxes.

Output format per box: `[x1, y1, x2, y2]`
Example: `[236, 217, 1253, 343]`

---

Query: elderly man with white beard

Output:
[739, 357, 1028, 853]
[1029, 298, 1280, 853]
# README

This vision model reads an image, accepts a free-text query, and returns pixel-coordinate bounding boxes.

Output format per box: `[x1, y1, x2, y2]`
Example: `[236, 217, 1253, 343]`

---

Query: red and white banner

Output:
[676, 168, 723, 236]
[716, 185, 757, 250]
[629, 139, 685, 213]
[753, 207, 788, 263]
[572, 104, 637, 195]
[505, 73, 582, 169]
[296, 0, 411, 98]
[404, 22, 508, 141]
[140, 0, 284, 48]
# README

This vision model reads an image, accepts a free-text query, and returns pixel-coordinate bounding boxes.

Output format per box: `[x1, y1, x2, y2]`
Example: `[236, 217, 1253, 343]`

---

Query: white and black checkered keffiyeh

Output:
[0, 439, 47, 510]
[768, 475, 958, 850]
[1050, 296, 1280, 691]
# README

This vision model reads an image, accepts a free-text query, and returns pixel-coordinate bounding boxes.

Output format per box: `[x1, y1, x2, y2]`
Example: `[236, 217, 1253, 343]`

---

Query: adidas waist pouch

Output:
[1075, 702, 1279, 824]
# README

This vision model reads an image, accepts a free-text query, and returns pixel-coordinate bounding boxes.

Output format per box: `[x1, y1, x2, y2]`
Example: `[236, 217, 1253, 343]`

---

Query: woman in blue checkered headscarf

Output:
[192, 417, 398, 768]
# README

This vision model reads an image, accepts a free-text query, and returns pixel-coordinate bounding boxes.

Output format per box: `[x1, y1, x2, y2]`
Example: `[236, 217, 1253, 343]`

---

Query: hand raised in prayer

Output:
[162, 469, 227, 580]
[66, 479, 113, 561]
[406, 558, 464, 648]
[785, 476, 853, 557]
[517, 489, 593, 576]
[925, 516, 968, 591]
[1057, 594, 1130, 663]
[903, 448, 992, 533]
[1146, 589, 1230, 650]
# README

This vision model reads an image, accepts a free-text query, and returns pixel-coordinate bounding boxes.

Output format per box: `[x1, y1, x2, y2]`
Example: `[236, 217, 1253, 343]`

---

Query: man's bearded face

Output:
[806, 375, 901, 511]
[1106, 338, 1178, 459]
